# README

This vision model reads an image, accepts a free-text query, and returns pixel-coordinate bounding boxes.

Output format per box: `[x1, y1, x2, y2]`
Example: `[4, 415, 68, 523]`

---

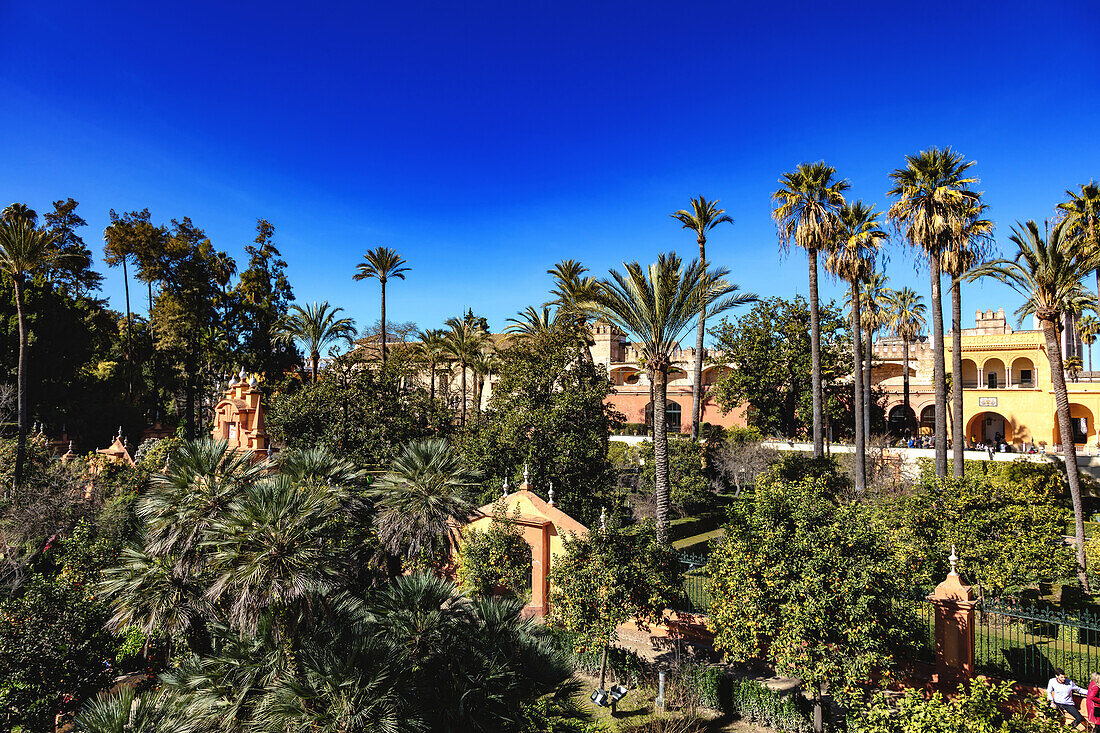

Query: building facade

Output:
[873, 308, 1098, 451]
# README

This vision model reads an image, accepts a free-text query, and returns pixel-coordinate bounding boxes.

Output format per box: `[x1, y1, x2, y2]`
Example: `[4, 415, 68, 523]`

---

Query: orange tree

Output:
[706, 456, 920, 732]
[548, 521, 680, 690]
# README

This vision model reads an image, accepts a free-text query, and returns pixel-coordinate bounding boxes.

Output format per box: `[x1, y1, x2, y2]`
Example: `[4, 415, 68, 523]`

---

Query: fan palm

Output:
[1058, 182, 1100, 304]
[0, 220, 70, 486]
[417, 328, 448, 408]
[276, 301, 356, 381]
[582, 253, 756, 543]
[71, 686, 188, 733]
[941, 203, 995, 475]
[443, 316, 489, 428]
[353, 246, 409, 363]
[883, 288, 926, 434]
[367, 438, 480, 567]
[1078, 314, 1100, 376]
[773, 163, 850, 457]
[965, 219, 1097, 590]
[826, 202, 888, 491]
[671, 196, 735, 440]
[888, 147, 983, 477]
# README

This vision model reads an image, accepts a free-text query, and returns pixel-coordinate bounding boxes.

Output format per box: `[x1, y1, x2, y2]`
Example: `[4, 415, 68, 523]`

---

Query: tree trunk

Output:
[598, 639, 610, 690]
[903, 339, 912, 433]
[813, 685, 824, 733]
[851, 282, 866, 491]
[429, 359, 436, 407]
[951, 278, 965, 477]
[653, 365, 670, 544]
[930, 256, 948, 477]
[380, 279, 388, 364]
[1044, 317, 1090, 591]
[460, 361, 468, 428]
[311, 350, 319, 382]
[12, 275, 27, 488]
[863, 321, 872, 439]
[185, 351, 197, 440]
[149, 281, 159, 406]
[122, 256, 134, 401]
[691, 233, 706, 440]
[808, 247, 824, 457]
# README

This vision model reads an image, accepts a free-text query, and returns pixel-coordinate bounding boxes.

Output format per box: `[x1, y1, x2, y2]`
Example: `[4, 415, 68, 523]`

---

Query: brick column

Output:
[926, 552, 977, 687]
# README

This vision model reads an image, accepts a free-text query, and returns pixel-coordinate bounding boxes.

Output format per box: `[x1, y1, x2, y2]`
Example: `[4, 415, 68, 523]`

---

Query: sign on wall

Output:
[978, 397, 998, 407]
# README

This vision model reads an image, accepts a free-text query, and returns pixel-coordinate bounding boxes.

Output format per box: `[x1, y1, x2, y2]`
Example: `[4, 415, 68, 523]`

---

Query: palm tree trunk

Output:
[460, 361, 468, 428]
[691, 234, 706, 441]
[122, 256, 134, 401]
[380, 279, 388, 364]
[1043, 317, 1090, 591]
[429, 359, 436, 406]
[149, 281, 159, 406]
[951, 279, 965, 477]
[808, 247, 824, 457]
[311, 350, 319, 382]
[653, 366, 670, 544]
[903, 339, 912, 434]
[930, 257, 948, 477]
[851, 282, 866, 492]
[863, 322, 872, 439]
[12, 275, 27, 488]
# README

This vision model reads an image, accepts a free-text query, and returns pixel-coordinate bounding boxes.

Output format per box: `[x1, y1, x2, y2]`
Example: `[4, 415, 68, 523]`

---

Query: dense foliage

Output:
[457, 500, 532, 599]
[707, 456, 920, 718]
[709, 296, 856, 439]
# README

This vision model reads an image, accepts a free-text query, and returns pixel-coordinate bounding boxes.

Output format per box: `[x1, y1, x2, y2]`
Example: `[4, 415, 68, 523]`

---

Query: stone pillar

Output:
[526, 522, 552, 617]
[977, 368, 984, 388]
[927, 551, 977, 687]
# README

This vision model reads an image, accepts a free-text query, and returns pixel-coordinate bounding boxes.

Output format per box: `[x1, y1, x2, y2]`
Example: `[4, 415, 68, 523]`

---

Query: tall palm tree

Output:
[1078, 314, 1100, 376]
[547, 260, 600, 363]
[855, 270, 891, 440]
[883, 288, 926, 435]
[468, 346, 498, 422]
[1058, 182, 1100, 304]
[773, 163, 850, 457]
[825, 202, 888, 491]
[0, 220, 67, 486]
[941, 203, 995, 476]
[505, 305, 560, 342]
[671, 197, 734, 440]
[417, 328, 449, 407]
[965, 219, 1096, 590]
[276, 301, 357, 381]
[443, 316, 489, 428]
[353, 246, 410, 364]
[583, 253, 756, 544]
[887, 147, 983, 477]
[367, 438, 480, 567]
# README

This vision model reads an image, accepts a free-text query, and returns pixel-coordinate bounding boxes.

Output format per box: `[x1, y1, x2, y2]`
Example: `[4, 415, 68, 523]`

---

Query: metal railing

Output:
[975, 599, 1100, 685]
[677, 552, 712, 614]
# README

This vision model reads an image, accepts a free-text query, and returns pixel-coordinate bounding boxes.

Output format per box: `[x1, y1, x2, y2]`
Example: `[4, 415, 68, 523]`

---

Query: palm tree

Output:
[671, 197, 734, 440]
[965, 219, 1096, 590]
[887, 147, 983, 477]
[855, 270, 891, 440]
[1078, 314, 1100, 377]
[547, 260, 599, 363]
[941, 203, 995, 476]
[443, 316, 489, 428]
[884, 288, 926, 435]
[0, 220, 68, 486]
[276, 301, 356, 381]
[1058, 182, 1100, 304]
[826, 202, 888, 491]
[505, 305, 560, 342]
[773, 163, 850, 457]
[468, 347, 498, 422]
[417, 328, 449, 408]
[583, 253, 756, 543]
[367, 438, 479, 567]
[353, 247, 409, 363]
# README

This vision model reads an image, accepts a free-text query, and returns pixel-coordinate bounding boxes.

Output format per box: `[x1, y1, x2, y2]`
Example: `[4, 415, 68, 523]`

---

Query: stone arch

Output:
[1053, 404, 1095, 447]
[1011, 357, 1036, 387]
[646, 399, 683, 432]
[919, 404, 936, 435]
[982, 358, 1006, 389]
[966, 411, 1013, 446]
[961, 359, 979, 389]
[888, 404, 916, 436]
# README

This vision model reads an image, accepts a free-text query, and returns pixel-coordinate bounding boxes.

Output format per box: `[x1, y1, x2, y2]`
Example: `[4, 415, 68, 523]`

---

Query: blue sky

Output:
[2, 1, 1099, 339]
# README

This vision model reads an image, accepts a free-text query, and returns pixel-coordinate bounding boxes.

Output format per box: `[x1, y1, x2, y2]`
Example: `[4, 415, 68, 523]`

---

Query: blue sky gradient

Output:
[2, 1, 1099, 338]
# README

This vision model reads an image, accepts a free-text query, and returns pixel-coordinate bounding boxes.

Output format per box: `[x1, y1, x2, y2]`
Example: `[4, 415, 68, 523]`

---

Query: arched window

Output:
[645, 400, 683, 432]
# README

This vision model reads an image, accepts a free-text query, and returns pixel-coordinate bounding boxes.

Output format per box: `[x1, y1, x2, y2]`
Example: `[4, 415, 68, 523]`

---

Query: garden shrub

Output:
[544, 626, 647, 687]
[456, 500, 531, 600]
[681, 664, 812, 733]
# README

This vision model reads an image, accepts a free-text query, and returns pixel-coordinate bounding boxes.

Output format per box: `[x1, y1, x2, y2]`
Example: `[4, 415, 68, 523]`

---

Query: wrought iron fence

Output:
[908, 594, 935, 665]
[677, 552, 712, 614]
[975, 599, 1100, 685]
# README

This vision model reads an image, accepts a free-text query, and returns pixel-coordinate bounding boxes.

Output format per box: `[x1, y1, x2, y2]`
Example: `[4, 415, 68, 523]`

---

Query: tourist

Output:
[1047, 668, 1088, 730]
[1087, 672, 1100, 732]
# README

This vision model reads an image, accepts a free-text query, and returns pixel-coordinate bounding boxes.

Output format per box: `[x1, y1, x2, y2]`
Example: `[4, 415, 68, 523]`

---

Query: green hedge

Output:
[543, 627, 648, 687]
[682, 665, 812, 733]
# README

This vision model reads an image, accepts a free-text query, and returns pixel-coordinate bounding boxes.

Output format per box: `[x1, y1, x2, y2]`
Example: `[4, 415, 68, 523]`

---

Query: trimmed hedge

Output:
[682, 664, 812, 733]
[543, 627, 648, 687]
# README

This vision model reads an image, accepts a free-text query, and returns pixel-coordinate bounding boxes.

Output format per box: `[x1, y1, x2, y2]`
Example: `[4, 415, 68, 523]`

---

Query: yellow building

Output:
[874, 308, 1099, 451]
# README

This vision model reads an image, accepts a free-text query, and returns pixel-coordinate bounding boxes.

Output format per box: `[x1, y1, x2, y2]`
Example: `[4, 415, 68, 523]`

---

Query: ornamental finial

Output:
[502, 476, 510, 496]
[949, 545, 958, 576]
[547, 480, 554, 506]
[600, 507, 607, 531]
[523, 463, 530, 485]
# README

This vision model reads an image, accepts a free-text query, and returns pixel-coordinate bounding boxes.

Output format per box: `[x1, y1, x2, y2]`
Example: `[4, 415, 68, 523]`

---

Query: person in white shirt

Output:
[1048, 668, 1087, 729]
